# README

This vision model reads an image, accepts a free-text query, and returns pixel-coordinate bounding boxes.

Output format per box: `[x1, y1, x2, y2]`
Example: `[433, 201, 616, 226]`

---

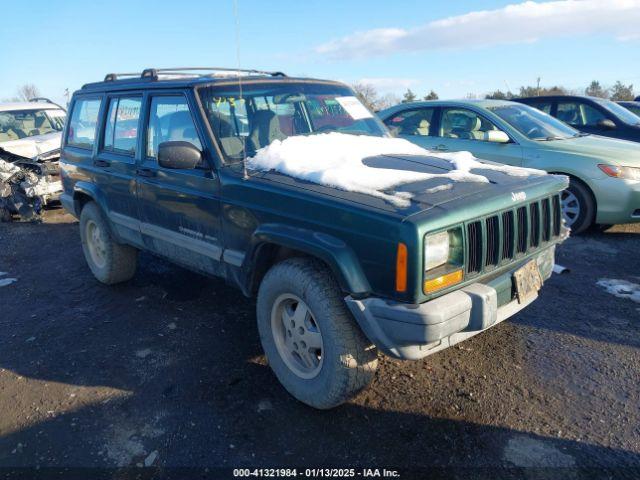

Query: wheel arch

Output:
[548, 171, 598, 209]
[242, 224, 371, 298]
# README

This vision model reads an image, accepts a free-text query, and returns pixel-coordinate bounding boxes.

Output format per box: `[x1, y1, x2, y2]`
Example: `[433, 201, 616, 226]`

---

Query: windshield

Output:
[0, 108, 66, 142]
[489, 104, 579, 140]
[198, 82, 388, 160]
[593, 98, 640, 125]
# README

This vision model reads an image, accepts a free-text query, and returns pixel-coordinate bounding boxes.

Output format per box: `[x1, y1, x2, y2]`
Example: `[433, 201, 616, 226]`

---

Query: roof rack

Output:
[103, 67, 287, 82]
[29, 97, 66, 110]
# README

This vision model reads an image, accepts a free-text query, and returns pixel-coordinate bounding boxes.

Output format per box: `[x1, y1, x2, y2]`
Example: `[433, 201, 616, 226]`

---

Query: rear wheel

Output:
[561, 179, 595, 235]
[79, 202, 138, 284]
[256, 257, 378, 409]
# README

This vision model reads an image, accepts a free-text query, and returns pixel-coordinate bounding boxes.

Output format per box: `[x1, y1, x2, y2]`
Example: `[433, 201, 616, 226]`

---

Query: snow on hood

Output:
[0, 131, 61, 159]
[247, 132, 545, 207]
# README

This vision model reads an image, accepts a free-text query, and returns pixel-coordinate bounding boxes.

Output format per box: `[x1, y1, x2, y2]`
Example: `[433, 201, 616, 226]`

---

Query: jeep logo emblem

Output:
[511, 191, 527, 202]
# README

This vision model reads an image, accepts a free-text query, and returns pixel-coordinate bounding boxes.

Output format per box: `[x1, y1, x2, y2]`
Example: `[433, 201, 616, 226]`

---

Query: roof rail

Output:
[103, 67, 286, 82]
[29, 97, 66, 110]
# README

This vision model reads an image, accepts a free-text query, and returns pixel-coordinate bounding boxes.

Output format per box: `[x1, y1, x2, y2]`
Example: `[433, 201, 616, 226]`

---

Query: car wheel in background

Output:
[561, 179, 595, 234]
[257, 257, 378, 409]
[79, 202, 138, 284]
[0, 207, 12, 222]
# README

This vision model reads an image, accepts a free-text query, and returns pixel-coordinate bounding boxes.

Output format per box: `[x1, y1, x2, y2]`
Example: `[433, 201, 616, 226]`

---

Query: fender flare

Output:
[246, 223, 371, 296]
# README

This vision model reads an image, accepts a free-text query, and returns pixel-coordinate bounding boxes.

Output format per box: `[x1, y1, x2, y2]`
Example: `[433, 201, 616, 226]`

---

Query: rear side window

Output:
[384, 108, 435, 136]
[146, 96, 202, 159]
[103, 97, 142, 155]
[526, 101, 552, 114]
[67, 98, 102, 149]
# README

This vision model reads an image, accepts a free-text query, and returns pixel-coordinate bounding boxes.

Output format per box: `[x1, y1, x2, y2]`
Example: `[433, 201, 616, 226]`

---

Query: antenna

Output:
[233, 0, 249, 180]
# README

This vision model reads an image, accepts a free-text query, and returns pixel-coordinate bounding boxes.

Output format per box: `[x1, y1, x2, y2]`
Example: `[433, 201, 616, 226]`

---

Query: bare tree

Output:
[517, 85, 566, 97]
[609, 81, 635, 101]
[351, 82, 380, 111]
[15, 84, 41, 101]
[485, 89, 513, 100]
[377, 93, 401, 111]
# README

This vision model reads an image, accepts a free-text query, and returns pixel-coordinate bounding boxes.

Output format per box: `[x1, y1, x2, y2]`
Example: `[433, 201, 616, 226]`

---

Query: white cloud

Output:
[315, 0, 640, 60]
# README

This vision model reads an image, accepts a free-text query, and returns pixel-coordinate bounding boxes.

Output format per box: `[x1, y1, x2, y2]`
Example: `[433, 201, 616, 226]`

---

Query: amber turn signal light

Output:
[395, 242, 408, 292]
[424, 269, 463, 293]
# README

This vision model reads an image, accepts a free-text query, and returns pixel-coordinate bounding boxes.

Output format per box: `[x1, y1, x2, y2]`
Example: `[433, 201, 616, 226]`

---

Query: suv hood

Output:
[256, 153, 563, 218]
[0, 132, 62, 159]
[539, 135, 640, 165]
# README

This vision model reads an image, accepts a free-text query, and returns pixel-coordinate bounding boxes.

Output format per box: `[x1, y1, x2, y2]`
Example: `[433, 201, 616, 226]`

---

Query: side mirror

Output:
[485, 130, 510, 143]
[597, 119, 616, 130]
[158, 141, 202, 169]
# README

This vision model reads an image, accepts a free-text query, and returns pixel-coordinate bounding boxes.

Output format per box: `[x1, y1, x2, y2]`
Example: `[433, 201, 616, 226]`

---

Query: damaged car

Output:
[0, 99, 66, 220]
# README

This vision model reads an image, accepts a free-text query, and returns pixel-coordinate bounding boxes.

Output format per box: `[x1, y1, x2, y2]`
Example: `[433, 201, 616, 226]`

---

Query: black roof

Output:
[79, 67, 344, 93]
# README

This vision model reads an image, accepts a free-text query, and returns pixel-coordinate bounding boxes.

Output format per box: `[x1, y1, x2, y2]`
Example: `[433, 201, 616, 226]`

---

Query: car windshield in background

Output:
[0, 109, 66, 142]
[198, 82, 387, 160]
[489, 104, 579, 141]
[594, 98, 640, 125]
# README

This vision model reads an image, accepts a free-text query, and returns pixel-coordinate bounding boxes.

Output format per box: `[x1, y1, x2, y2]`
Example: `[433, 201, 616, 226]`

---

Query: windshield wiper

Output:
[536, 135, 565, 141]
[574, 132, 590, 137]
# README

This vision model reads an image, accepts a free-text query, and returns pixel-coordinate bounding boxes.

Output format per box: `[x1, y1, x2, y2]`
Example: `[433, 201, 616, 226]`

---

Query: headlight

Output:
[423, 228, 464, 294]
[598, 164, 640, 180]
[424, 231, 450, 271]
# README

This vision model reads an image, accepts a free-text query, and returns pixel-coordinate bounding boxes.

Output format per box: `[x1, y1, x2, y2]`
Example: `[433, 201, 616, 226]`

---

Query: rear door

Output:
[136, 91, 224, 276]
[435, 107, 524, 166]
[93, 93, 144, 246]
[382, 106, 439, 150]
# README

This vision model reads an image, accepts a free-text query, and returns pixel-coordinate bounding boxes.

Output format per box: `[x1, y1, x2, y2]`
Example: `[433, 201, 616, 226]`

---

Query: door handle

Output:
[433, 144, 448, 151]
[94, 159, 111, 167]
[136, 168, 156, 178]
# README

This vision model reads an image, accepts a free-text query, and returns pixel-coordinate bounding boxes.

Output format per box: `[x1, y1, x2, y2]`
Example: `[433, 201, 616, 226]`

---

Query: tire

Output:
[79, 202, 138, 284]
[256, 257, 378, 409]
[561, 179, 595, 235]
[0, 207, 12, 223]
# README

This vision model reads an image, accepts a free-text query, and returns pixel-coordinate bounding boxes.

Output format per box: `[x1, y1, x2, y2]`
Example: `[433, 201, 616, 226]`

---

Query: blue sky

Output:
[1, 0, 639, 104]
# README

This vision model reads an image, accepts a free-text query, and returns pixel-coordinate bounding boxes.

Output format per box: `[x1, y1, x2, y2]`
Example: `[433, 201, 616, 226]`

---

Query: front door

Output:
[435, 107, 524, 167]
[555, 100, 617, 138]
[136, 92, 224, 277]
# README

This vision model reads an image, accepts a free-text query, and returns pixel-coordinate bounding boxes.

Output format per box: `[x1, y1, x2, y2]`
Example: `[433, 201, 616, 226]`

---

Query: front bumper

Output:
[593, 176, 640, 224]
[346, 246, 555, 360]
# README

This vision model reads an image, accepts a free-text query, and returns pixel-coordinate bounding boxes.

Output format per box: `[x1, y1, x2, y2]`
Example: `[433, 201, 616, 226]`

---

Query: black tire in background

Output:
[561, 179, 595, 235]
[79, 202, 138, 284]
[256, 257, 378, 409]
[0, 207, 12, 222]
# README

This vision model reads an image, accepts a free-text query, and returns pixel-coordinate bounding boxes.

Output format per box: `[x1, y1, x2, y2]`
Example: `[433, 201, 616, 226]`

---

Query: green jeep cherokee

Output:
[60, 68, 568, 409]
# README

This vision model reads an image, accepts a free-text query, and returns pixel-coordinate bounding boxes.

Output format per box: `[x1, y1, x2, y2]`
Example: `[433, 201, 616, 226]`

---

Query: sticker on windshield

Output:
[335, 96, 373, 120]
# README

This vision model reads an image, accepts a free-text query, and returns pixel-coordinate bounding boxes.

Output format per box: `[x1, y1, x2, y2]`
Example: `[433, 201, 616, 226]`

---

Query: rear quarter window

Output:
[67, 98, 102, 149]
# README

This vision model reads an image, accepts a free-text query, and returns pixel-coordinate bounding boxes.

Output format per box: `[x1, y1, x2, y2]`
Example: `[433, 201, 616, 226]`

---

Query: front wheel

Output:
[561, 180, 595, 235]
[256, 258, 378, 409]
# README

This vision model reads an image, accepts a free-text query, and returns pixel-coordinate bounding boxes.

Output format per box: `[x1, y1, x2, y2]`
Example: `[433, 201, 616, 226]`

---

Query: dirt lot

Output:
[0, 208, 639, 478]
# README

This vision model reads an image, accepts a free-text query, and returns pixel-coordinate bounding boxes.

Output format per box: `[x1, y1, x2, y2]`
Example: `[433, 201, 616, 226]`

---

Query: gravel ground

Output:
[0, 208, 638, 479]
